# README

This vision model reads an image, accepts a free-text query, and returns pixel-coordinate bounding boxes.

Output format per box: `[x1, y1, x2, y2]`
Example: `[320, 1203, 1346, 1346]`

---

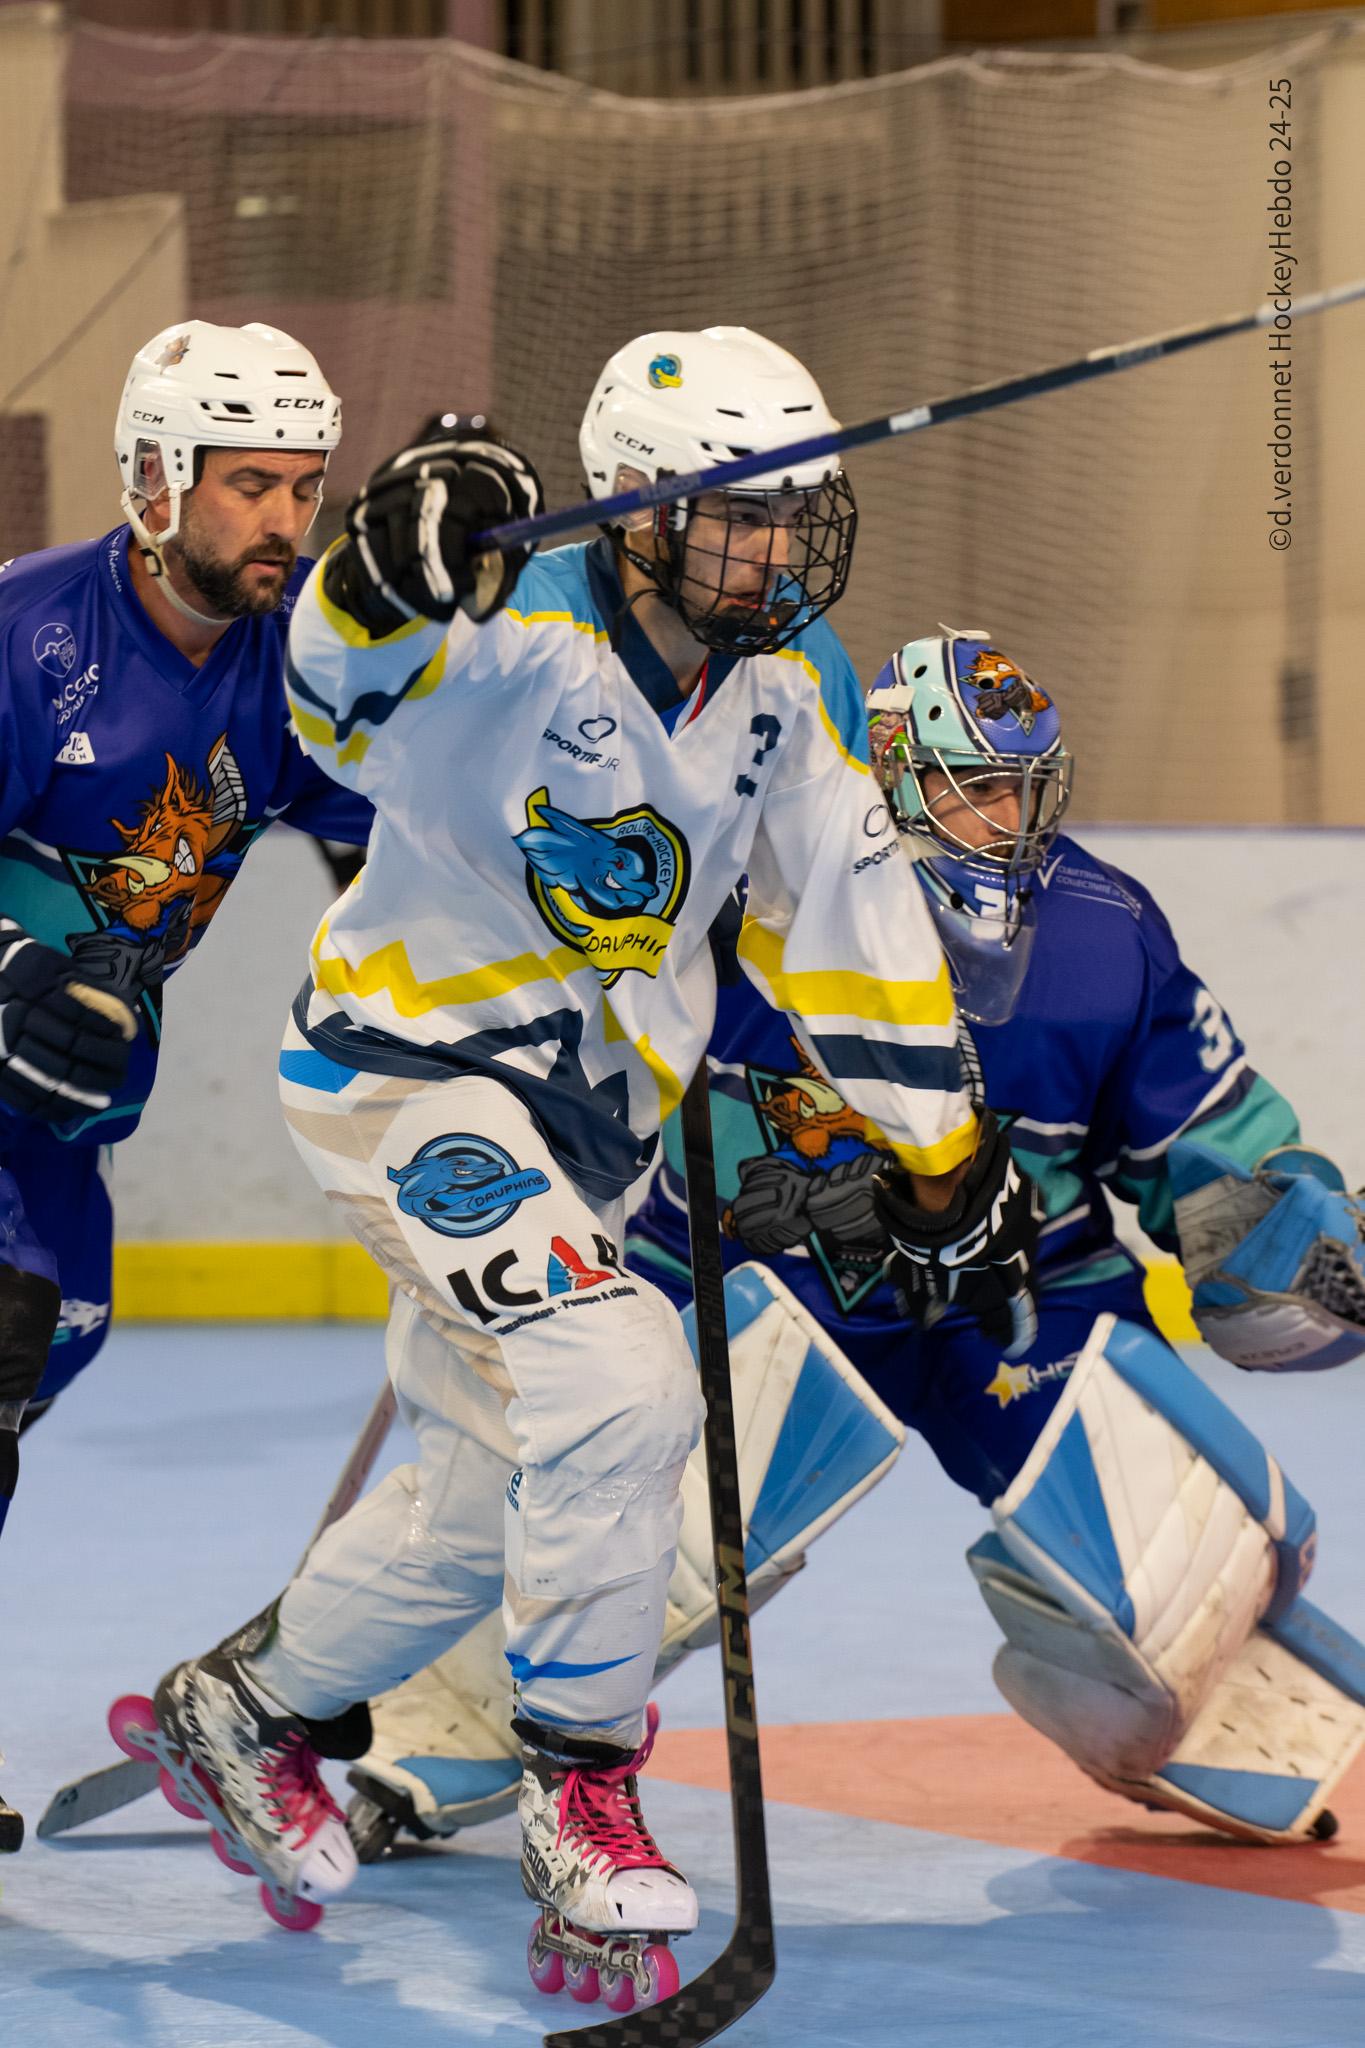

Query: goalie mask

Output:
[579, 326, 856, 656]
[115, 320, 341, 615]
[867, 628, 1073, 1025]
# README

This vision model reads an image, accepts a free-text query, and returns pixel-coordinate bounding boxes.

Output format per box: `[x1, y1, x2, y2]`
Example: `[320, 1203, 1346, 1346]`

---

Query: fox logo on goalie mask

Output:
[515, 786, 690, 988]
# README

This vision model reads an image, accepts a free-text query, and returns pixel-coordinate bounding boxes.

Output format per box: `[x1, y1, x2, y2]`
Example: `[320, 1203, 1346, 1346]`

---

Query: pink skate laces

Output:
[554, 1702, 668, 1875]
[257, 1729, 344, 1848]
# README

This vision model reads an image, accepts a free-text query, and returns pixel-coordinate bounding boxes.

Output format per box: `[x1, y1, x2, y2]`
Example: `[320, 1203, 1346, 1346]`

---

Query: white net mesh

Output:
[17, 20, 1360, 819]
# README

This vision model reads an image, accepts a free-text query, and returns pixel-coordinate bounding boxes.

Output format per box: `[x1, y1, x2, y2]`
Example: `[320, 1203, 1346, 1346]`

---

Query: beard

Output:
[173, 514, 295, 619]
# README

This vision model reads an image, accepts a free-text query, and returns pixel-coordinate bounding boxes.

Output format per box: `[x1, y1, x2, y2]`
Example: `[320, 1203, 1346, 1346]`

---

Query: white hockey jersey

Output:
[284, 537, 975, 1199]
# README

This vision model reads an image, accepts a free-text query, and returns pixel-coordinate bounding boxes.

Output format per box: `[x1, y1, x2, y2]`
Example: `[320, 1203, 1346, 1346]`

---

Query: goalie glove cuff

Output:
[874, 1107, 1041, 1358]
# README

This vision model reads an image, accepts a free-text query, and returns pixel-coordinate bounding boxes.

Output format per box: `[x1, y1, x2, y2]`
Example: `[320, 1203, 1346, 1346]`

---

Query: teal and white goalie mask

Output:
[867, 627, 1073, 1025]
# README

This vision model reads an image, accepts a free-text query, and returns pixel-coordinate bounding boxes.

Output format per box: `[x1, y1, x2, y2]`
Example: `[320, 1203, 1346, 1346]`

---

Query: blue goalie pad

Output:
[677, 1261, 905, 1581]
[1170, 1138, 1365, 1372]
[970, 1313, 1365, 1841]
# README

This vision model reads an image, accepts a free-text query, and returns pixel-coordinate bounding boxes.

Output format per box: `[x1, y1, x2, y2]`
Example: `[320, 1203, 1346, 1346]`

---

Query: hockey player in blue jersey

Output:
[0, 319, 371, 1845]
[346, 626, 1365, 1863]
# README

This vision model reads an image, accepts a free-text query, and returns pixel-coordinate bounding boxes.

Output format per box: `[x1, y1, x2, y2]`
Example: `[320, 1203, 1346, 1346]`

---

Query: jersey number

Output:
[1191, 988, 1235, 1073]
[735, 715, 781, 798]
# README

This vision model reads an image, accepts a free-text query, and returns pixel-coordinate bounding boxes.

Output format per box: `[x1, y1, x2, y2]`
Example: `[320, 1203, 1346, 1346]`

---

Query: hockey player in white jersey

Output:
[148, 330, 1039, 1997]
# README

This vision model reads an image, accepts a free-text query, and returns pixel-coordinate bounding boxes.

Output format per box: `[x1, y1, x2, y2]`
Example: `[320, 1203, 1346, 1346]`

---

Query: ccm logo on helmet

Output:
[613, 431, 656, 456]
[274, 397, 326, 411]
[132, 411, 165, 426]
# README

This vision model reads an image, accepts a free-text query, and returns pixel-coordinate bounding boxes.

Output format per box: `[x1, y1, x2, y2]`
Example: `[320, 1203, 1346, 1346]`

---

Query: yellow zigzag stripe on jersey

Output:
[310, 920, 593, 1016]
[772, 647, 870, 776]
[288, 639, 450, 768]
[506, 605, 611, 644]
[737, 921, 956, 1029]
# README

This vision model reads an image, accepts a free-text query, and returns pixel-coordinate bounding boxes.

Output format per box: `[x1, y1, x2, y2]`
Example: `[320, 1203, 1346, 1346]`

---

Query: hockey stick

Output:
[478, 276, 1365, 554]
[545, 1066, 775, 2048]
[35, 1376, 398, 1840]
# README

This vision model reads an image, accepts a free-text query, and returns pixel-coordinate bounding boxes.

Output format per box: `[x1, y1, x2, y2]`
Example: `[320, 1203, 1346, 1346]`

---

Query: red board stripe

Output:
[652, 1715, 1365, 1911]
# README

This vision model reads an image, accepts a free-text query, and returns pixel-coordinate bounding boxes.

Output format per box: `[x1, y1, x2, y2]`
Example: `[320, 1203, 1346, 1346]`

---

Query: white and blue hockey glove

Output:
[1170, 1137, 1365, 1371]
[326, 418, 543, 634]
[0, 917, 137, 1120]
[874, 1108, 1041, 1359]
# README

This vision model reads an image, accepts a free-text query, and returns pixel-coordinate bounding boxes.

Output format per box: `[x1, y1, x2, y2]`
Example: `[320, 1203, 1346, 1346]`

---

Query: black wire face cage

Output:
[643, 474, 857, 656]
[910, 750, 1074, 880]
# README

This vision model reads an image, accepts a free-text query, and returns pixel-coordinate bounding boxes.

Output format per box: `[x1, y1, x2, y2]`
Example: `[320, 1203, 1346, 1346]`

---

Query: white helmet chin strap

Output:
[121, 483, 235, 630]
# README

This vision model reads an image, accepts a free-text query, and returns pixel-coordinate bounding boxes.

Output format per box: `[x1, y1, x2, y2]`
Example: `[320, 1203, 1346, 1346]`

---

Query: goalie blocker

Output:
[969, 1312, 1365, 1843]
[346, 1262, 904, 1853]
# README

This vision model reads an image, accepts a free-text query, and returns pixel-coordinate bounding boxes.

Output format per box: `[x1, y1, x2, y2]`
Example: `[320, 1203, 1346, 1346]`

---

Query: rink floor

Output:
[6, 1325, 1365, 2048]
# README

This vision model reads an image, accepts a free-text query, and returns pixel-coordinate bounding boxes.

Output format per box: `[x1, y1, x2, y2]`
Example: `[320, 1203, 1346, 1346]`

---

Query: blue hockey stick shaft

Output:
[476, 276, 1365, 554]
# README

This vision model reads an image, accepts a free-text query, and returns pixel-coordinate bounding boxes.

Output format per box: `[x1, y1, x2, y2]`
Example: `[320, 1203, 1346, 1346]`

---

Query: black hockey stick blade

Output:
[545, 1067, 775, 2048]
[34, 1379, 398, 1839]
[35, 1757, 158, 1840]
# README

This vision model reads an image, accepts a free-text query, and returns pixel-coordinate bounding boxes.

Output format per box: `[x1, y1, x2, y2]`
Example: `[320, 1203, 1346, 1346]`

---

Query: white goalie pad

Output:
[354, 1261, 905, 1833]
[659, 1260, 905, 1672]
[967, 1312, 1365, 1841]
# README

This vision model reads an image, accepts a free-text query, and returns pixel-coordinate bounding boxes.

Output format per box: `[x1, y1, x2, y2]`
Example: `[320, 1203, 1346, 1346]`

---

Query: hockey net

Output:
[14, 19, 1363, 821]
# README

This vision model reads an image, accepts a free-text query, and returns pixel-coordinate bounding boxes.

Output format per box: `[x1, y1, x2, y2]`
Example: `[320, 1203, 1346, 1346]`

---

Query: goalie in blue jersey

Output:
[345, 626, 1365, 1860]
[0, 321, 371, 1845]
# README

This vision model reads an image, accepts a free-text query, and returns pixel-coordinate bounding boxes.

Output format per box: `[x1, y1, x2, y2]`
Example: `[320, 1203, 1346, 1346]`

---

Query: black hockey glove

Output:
[873, 1108, 1041, 1358]
[326, 419, 544, 634]
[0, 917, 137, 1121]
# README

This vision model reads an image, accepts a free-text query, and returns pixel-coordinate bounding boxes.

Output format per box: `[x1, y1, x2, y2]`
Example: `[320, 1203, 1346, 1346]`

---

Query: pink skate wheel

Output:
[158, 1766, 203, 1822]
[602, 1966, 637, 2015]
[211, 1831, 254, 1877]
[107, 1695, 157, 1761]
[259, 1882, 324, 1932]
[564, 1954, 600, 2003]
[527, 1917, 565, 1996]
[641, 1945, 681, 2008]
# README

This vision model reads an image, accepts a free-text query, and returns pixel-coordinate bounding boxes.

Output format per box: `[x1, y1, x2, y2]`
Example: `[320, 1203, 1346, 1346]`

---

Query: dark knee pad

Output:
[0, 1265, 61, 1409]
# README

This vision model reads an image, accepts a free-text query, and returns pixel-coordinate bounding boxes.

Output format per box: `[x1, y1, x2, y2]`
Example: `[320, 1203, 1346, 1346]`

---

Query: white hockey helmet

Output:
[579, 326, 856, 654]
[115, 320, 341, 561]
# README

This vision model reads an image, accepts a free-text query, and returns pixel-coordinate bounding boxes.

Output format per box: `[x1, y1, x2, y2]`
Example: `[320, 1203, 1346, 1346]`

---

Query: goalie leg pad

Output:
[968, 1312, 1358, 1840]
[352, 1261, 906, 1834]
[658, 1259, 906, 1673]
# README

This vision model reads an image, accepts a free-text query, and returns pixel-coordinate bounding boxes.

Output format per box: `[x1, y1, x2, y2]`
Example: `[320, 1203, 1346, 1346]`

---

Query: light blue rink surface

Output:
[5, 1326, 1365, 2047]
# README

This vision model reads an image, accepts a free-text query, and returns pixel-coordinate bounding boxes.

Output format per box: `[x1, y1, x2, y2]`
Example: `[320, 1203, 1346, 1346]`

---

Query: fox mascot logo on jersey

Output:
[962, 649, 1051, 737]
[515, 785, 691, 988]
[723, 1038, 894, 1315]
[58, 734, 257, 1025]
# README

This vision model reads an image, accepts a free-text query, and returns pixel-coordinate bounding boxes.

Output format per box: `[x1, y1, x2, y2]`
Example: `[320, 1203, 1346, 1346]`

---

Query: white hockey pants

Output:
[255, 1034, 703, 1746]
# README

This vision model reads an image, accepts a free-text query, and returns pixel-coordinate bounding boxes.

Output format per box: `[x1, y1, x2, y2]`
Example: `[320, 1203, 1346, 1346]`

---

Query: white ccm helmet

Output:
[579, 326, 856, 655]
[115, 320, 341, 585]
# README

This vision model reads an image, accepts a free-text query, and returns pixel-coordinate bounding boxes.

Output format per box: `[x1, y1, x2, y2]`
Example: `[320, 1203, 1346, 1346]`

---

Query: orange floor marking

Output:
[652, 1716, 1365, 1911]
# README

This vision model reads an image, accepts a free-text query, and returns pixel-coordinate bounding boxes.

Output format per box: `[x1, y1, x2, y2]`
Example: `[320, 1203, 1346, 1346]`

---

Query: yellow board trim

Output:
[114, 1241, 388, 1321]
[737, 921, 956, 1030]
[111, 1245, 1201, 1348]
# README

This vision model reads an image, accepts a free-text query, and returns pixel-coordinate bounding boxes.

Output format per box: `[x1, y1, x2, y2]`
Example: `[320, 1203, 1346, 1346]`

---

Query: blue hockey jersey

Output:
[0, 527, 371, 1146]
[627, 834, 1299, 1338]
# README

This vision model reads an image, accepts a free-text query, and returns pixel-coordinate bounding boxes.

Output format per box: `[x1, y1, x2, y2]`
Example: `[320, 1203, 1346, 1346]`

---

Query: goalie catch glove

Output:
[874, 1107, 1041, 1358]
[0, 918, 137, 1121]
[325, 418, 544, 635]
